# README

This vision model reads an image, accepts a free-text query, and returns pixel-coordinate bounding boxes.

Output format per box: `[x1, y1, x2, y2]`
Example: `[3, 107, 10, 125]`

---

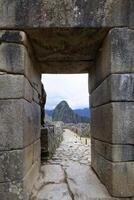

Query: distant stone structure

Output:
[0, 1, 134, 199]
[41, 122, 63, 161]
[64, 123, 91, 138]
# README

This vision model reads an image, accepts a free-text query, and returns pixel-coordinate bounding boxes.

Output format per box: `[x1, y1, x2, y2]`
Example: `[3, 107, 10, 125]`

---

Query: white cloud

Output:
[42, 74, 89, 110]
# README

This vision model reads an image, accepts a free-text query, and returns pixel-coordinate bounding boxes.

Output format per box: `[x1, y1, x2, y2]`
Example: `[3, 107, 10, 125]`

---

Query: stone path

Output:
[31, 129, 117, 200]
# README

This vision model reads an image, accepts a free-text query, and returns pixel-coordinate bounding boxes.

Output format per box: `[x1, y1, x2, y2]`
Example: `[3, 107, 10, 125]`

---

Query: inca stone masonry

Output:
[0, 1, 134, 199]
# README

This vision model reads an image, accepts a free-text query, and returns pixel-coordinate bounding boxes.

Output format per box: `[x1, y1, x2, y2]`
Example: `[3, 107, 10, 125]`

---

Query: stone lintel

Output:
[40, 61, 93, 74]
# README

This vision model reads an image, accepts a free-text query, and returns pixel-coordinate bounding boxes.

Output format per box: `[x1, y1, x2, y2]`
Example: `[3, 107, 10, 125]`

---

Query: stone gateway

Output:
[0, 1, 134, 199]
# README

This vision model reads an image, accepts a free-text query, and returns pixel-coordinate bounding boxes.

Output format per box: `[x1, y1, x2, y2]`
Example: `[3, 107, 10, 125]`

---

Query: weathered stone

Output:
[41, 126, 63, 161]
[23, 161, 40, 199]
[31, 101, 41, 141]
[42, 165, 64, 184]
[91, 74, 134, 107]
[92, 149, 134, 197]
[0, 43, 29, 74]
[0, 99, 40, 150]
[33, 88, 39, 104]
[91, 102, 134, 144]
[37, 183, 72, 200]
[0, 161, 40, 200]
[27, 28, 107, 73]
[40, 60, 93, 74]
[33, 139, 41, 162]
[65, 161, 112, 199]
[0, 74, 33, 102]
[0, 0, 132, 28]
[0, 144, 33, 182]
[89, 28, 134, 92]
[0, 30, 27, 45]
[0, 42, 41, 94]
[0, 5, 134, 200]
[92, 138, 134, 162]
[26, 63, 41, 95]
[0, 181, 27, 200]
[34, 130, 118, 199]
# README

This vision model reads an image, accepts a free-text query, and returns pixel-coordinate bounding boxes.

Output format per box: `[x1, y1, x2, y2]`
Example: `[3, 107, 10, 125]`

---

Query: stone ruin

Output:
[41, 122, 63, 161]
[64, 123, 91, 138]
[0, 1, 134, 199]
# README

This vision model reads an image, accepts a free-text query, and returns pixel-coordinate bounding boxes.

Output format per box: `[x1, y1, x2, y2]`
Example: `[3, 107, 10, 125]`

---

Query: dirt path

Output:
[31, 129, 116, 200]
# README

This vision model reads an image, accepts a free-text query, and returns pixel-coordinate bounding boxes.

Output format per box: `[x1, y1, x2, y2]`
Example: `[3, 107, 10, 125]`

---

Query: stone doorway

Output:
[0, 27, 134, 199]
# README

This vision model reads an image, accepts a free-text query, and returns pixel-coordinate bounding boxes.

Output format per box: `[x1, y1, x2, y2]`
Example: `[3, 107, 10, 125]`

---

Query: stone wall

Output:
[41, 122, 63, 161]
[0, 5, 134, 199]
[89, 28, 134, 198]
[64, 123, 90, 138]
[0, 31, 41, 200]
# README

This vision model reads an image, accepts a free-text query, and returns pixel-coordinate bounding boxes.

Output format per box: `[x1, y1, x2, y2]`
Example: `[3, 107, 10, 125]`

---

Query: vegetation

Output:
[52, 101, 89, 124]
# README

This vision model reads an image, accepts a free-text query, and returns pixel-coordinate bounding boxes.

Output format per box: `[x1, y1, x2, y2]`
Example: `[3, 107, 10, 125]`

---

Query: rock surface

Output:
[31, 129, 117, 200]
[0, 0, 132, 28]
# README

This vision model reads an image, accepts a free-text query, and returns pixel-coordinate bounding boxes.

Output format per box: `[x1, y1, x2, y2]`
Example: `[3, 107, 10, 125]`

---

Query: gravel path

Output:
[31, 129, 117, 200]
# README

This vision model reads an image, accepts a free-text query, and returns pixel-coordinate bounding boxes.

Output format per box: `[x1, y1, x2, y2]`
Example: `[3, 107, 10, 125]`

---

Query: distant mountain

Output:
[46, 110, 53, 117]
[52, 101, 89, 124]
[45, 112, 52, 123]
[74, 108, 91, 118]
[46, 108, 91, 118]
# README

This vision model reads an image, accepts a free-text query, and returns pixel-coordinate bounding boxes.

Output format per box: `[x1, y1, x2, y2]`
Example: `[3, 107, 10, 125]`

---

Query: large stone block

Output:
[0, 74, 33, 102]
[0, 0, 132, 28]
[89, 28, 134, 92]
[0, 42, 41, 94]
[0, 43, 28, 74]
[0, 30, 27, 45]
[0, 99, 40, 150]
[92, 138, 134, 162]
[92, 149, 134, 197]
[0, 161, 40, 200]
[0, 181, 26, 200]
[41, 125, 63, 161]
[91, 102, 134, 144]
[0, 144, 33, 182]
[91, 74, 134, 107]
[33, 88, 40, 104]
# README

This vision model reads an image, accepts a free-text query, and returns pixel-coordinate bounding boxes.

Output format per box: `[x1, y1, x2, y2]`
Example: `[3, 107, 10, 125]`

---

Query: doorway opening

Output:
[41, 73, 91, 161]
[30, 73, 113, 199]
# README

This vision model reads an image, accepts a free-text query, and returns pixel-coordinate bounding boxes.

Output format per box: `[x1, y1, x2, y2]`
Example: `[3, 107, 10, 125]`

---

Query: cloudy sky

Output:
[42, 74, 89, 110]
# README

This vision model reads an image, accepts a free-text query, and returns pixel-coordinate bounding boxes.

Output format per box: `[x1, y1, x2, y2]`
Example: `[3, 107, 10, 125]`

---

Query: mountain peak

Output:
[52, 101, 89, 124]
[59, 100, 68, 106]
